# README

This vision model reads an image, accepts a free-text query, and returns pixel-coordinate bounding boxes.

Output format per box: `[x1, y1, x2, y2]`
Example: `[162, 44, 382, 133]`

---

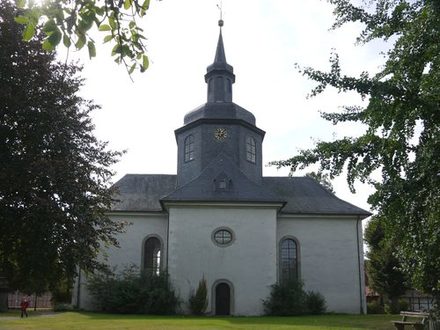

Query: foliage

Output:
[364, 216, 409, 312]
[53, 303, 75, 312]
[271, 0, 440, 308]
[306, 291, 327, 315]
[383, 299, 409, 314]
[263, 279, 326, 316]
[398, 299, 409, 312]
[51, 278, 73, 304]
[367, 301, 385, 314]
[263, 279, 307, 316]
[306, 171, 335, 193]
[0, 0, 123, 295]
[87, 265, 179, 314]
[13, 0, 157, 74]
[189, 277, 208, 315]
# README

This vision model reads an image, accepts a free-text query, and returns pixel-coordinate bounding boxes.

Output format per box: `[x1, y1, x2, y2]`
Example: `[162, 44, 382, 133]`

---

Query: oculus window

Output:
[184, 135, 195, 162]
[212, 228, 234, 247]
[246, 136, 256, 163]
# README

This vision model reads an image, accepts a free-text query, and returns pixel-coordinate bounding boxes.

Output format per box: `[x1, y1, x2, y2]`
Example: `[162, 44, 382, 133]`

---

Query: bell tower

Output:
[174, 20, 265, 187]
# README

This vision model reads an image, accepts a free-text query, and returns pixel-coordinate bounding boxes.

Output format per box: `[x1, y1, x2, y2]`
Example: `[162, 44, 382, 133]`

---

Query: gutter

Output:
[166, 210, 170, 272]
[356, 216, 365, 314]
[76, 267, 81, 309]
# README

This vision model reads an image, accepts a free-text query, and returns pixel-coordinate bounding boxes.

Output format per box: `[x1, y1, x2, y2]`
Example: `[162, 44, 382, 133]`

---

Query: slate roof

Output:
[183, 102, 256, 126]
[263, 177, 371, 216]
[110, 173, 371, 218]
[111, 174, 176, 212]
[161, 153, 283, 204]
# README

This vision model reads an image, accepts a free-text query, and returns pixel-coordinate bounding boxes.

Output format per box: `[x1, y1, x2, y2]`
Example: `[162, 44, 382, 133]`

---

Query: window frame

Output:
[142, 235, 163, 275]
[246, 136, 256, 163]
[212, 227, 235, 247]
[279, 236, 300, 283]
[184, 134, 195, 162]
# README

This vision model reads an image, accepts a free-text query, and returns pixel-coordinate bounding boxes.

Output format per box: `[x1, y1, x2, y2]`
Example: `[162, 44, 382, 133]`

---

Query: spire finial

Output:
[217, 1, 224, 27]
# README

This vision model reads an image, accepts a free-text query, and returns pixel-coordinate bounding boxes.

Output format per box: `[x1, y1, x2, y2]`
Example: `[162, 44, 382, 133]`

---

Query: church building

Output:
[75, 21, 370, 315]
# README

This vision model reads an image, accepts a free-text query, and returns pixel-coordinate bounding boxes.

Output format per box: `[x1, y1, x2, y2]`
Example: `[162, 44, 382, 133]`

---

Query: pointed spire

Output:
[213, 30, 227, 65]
[205, 20, 235, 103]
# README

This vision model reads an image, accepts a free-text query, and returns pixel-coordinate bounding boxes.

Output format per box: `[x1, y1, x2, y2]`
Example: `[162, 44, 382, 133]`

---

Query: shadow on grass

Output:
[0, 309, 55, 318]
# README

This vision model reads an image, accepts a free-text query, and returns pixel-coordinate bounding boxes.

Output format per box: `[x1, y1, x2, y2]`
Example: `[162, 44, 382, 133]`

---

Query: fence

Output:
[401, 291, 434, 312]
[8, 291, 53, 309]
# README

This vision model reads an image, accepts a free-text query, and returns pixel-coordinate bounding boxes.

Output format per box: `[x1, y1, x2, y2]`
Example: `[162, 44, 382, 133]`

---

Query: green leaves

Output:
[274, 0, 440, 306]
[103, 35, 113, 43]
[75, 33, 86, 50]
[365, 216, 409, 300]
[41, 19, 62, 50]
[16, 0, 26, 8]
[87, 41, 96, 59]
[22, 22, 35, 41]
[42, 19, 57, 34]
[0, 0, 124, 295]
[141, 54, 149, 72]
[13, 0, 152, 74]
[98, 24, 111, 32]
[123, 0, 132, 10]
[63, 34, 71, 47]
[14, 15, 28, 24]
[140, 0, 150, 15]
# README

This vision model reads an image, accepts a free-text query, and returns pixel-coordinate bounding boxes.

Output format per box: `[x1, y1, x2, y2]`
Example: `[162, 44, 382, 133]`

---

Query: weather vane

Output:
[217, 0, 224, 27]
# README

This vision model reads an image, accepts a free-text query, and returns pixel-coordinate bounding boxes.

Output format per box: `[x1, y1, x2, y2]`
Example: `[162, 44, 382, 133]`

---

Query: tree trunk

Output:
[0, 277, 9, 312]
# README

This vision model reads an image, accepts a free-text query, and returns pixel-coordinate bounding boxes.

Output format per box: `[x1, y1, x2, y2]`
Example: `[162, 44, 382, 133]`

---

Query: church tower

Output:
[162, 20, 283, 316]
[174, 21, 266, 188]
[102, 15, 370, 317]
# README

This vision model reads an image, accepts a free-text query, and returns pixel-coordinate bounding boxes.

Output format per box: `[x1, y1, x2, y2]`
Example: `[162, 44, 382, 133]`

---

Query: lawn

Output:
[0, 311, 396, 329]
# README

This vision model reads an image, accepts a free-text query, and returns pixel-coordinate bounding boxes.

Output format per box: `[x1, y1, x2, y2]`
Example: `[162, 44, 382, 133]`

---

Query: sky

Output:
[67, 0, 392, 214]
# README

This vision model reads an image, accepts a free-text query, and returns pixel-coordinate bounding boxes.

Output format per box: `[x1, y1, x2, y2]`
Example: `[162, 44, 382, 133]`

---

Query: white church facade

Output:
[74, 24, 370, 316]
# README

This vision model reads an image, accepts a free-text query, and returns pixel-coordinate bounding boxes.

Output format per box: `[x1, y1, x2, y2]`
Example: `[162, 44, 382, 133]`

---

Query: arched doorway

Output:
[215, 282, 231, 315]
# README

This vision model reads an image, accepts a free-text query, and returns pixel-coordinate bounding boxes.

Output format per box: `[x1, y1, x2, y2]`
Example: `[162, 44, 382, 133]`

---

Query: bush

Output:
[384, 298, 409, 314]
[87, 265, 179, 314]
[53, 303, 74, 312]
[51, 278, 73, 304]
[306, 291, 327, 314]
[367, 300, 385, 314]
[189, 277, 208, 315]
[263, 279, 326, 316]
[399, 299, 409, 312]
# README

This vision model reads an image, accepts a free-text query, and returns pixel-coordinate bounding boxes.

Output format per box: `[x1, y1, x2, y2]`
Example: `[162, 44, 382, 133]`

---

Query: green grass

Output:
[0, 311, 396, 330]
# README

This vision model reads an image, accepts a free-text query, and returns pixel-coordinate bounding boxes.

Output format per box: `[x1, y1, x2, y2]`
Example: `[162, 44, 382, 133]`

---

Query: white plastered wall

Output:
[167, 204, 278, 316]
[277, 215, 365, 314]
[73, 212, 168, 310]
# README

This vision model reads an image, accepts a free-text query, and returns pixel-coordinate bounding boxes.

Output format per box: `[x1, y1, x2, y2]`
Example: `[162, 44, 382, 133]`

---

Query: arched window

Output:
[143, 237, 161, 275]
[184, 135, 195, 162]
[280, 238, 298, 283]
[246, 136, 256, 163]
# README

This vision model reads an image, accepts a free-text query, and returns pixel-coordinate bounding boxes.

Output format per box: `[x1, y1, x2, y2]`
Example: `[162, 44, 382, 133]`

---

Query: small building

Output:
[74, 22, 370, 316]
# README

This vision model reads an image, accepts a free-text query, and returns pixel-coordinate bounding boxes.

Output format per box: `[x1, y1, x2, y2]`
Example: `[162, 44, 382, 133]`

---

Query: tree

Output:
[14, 0, 156, 74]
[365, 216, 409, 313]
[0, 0, 124, 294]
[271, 0, 440, 310]
[305, 171, 335, 193]
[189, 277, 208, 315]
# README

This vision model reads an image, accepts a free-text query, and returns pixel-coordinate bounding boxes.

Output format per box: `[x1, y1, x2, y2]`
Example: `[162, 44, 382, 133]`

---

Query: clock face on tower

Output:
[214, 128, 228, 141]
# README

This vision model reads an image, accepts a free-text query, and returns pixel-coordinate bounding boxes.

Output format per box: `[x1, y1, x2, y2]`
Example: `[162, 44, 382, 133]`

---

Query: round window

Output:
[212, 228, 234, 246]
